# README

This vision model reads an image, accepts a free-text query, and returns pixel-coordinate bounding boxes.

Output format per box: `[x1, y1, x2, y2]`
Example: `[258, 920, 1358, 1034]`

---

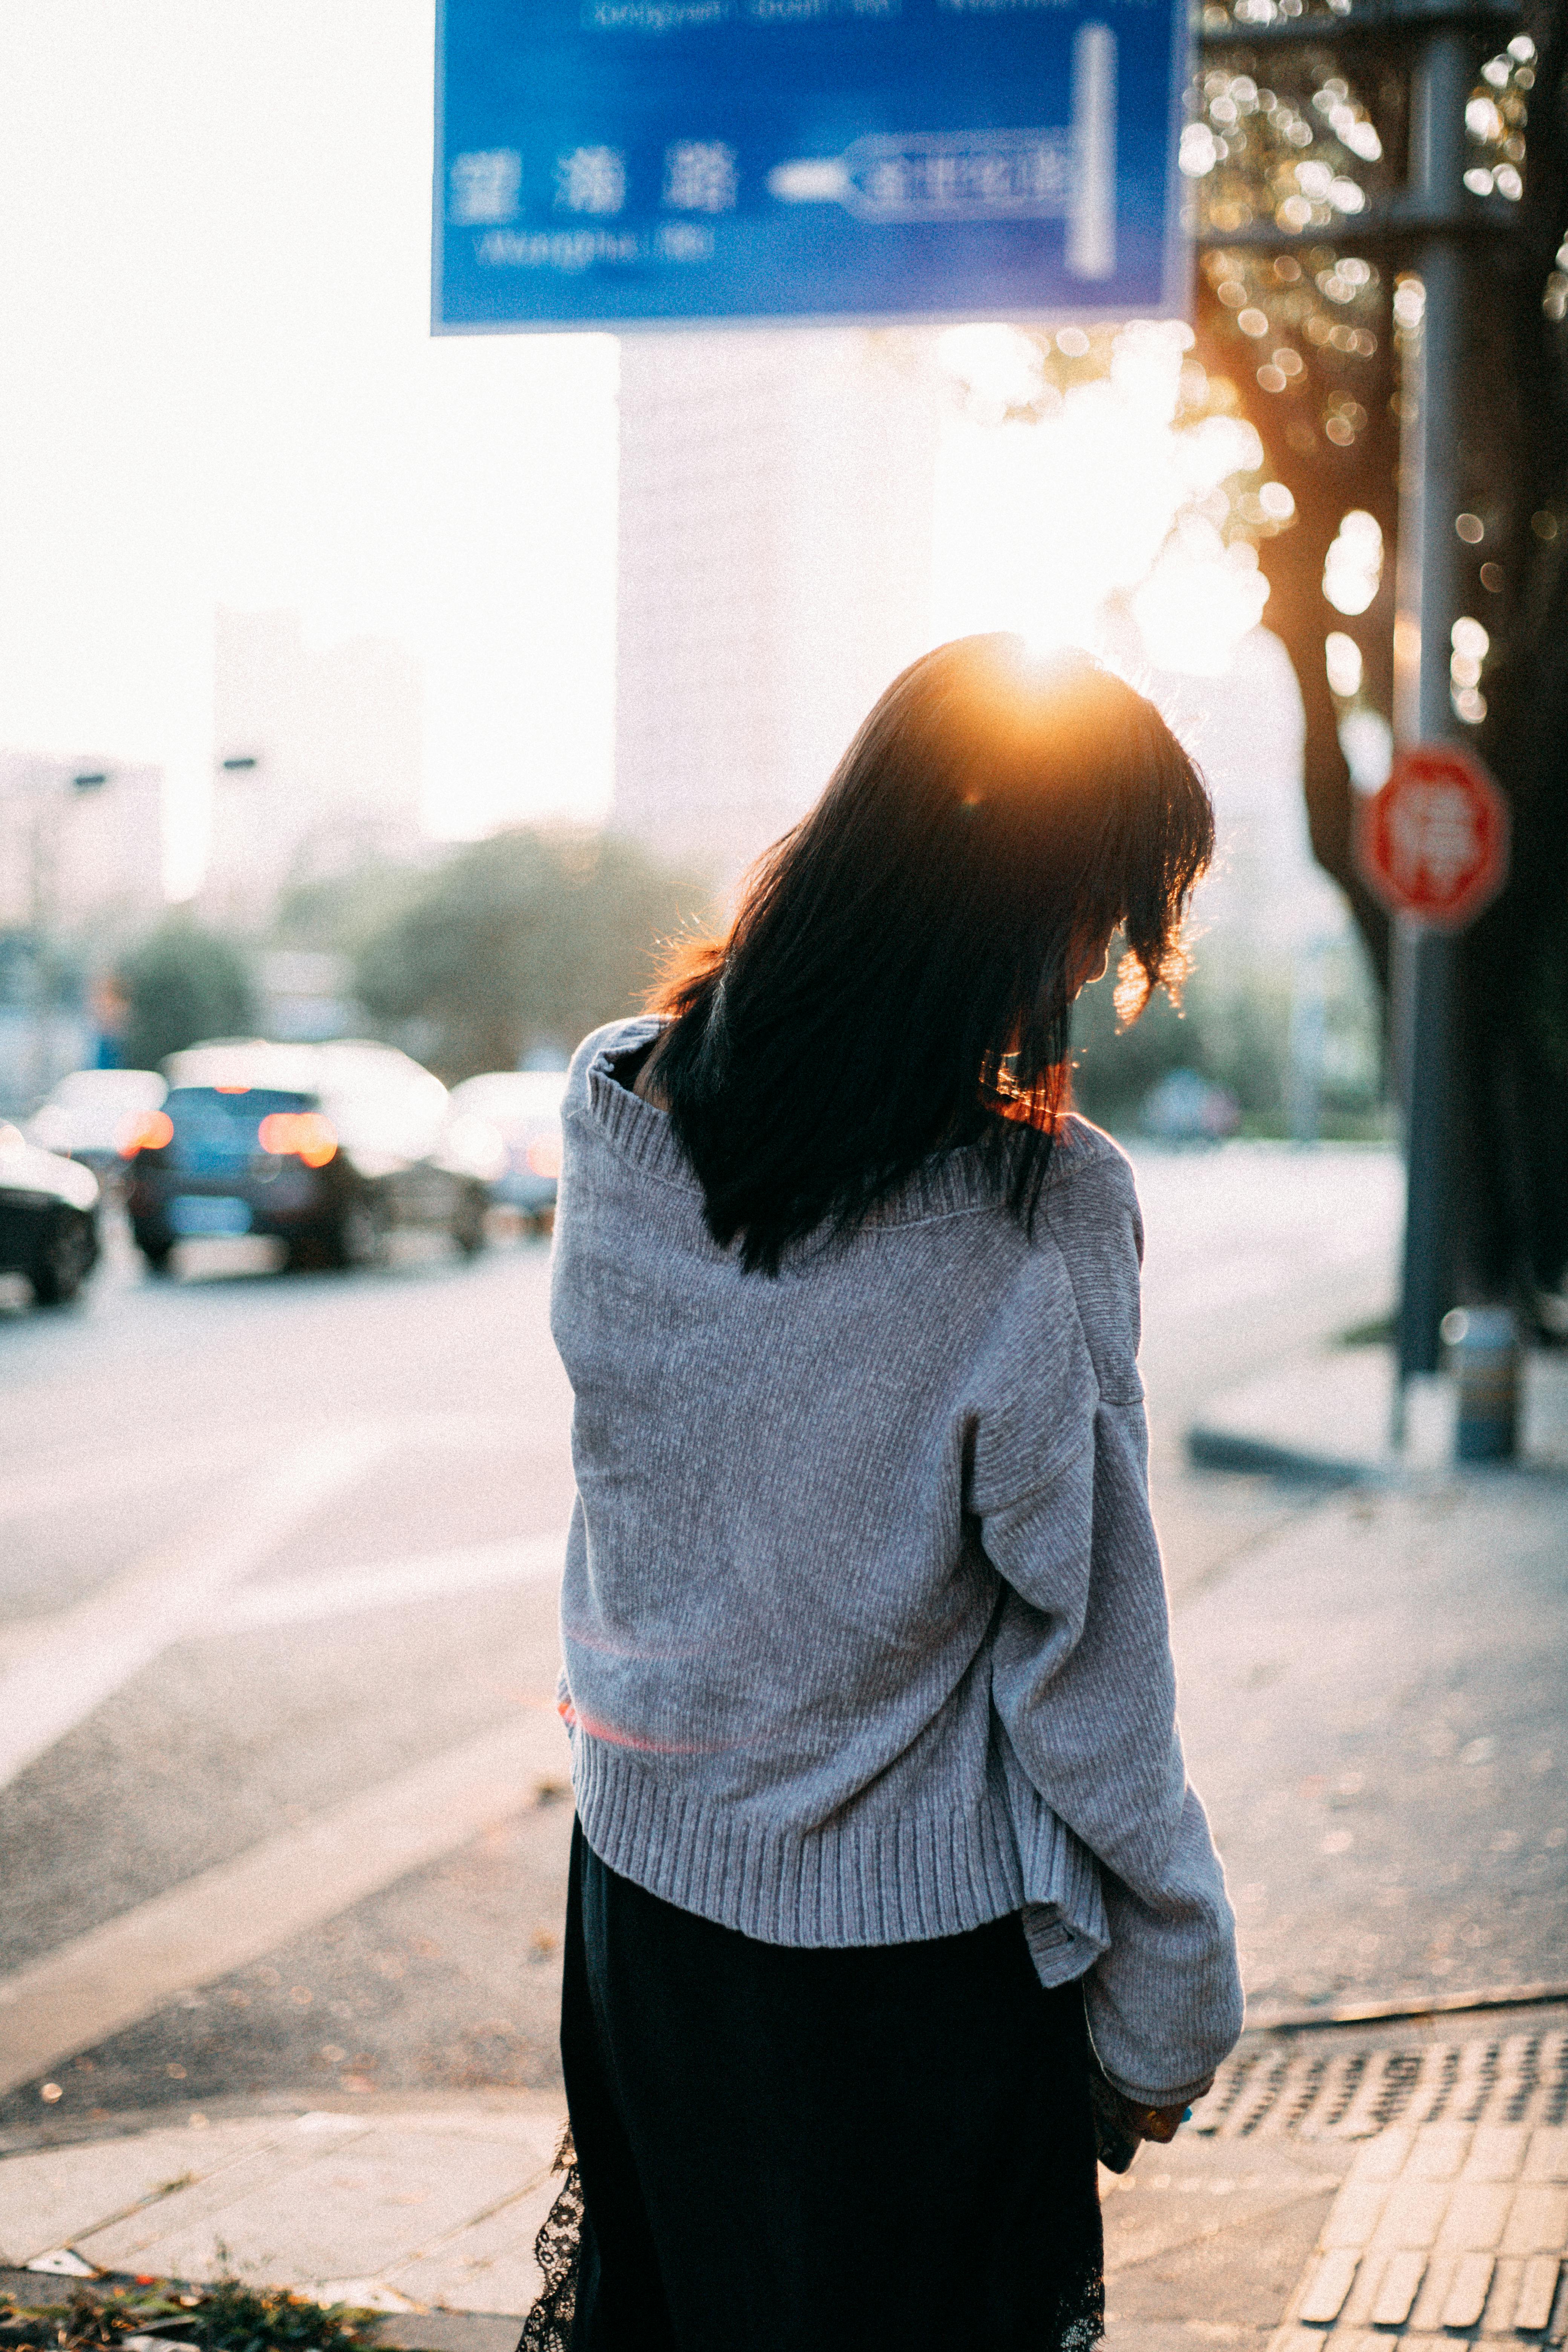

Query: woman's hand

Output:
[1119, 2095, 1193, 2146]
[1088, 2068, 1213, 2172]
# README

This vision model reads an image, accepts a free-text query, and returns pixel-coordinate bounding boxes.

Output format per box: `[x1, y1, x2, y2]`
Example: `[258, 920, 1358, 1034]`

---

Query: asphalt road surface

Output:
[2, 1141, 1559, 2140]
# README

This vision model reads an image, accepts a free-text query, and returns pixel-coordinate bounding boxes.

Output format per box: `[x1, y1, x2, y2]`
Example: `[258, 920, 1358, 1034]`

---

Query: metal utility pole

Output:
[0, 762, 116, 1106]
[1197, 0, 1521, 1449]
[1389, 23, 1476, 1435]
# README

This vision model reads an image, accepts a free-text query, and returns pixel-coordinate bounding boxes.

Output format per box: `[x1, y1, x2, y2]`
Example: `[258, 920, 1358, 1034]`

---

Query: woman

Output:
[529, 634, 1243, 2351]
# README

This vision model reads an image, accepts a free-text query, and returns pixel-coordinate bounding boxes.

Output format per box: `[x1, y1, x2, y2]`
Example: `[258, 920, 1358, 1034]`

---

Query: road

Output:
[2, 1141, 1559, 2141]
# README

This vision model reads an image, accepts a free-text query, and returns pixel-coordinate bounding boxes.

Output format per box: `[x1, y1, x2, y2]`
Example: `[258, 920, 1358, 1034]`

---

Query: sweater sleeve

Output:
[972, 1139, 1244, 2104]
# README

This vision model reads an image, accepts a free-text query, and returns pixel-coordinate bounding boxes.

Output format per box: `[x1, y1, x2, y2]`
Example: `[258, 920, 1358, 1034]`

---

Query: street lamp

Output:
[0, 761, 119, 1104]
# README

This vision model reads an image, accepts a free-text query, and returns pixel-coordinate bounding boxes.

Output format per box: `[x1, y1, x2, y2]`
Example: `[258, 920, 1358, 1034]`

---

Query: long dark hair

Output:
[649, 633, 1214, 1274]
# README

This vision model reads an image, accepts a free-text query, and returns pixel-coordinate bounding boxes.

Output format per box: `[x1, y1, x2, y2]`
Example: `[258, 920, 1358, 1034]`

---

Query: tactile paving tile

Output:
[1268, 2123, 1568, 2352]
[1193, 2032, 1568, 2143]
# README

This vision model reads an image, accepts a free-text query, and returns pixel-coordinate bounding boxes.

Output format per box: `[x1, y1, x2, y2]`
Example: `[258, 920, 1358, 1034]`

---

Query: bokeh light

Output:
[1323, 510, 1383, 615]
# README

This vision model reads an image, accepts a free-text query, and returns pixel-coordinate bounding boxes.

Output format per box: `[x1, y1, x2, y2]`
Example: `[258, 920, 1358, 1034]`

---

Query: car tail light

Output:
[118, 1109, 174, 1157]
[525, 1134, 562, 1179]
[257, 1111, 338, 1168]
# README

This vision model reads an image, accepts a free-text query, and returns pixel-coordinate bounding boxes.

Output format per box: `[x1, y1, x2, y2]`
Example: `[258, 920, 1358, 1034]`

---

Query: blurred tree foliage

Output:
[0, 929, 86, 1014]
[1071, 936, 1383, 1136]
[951, 8, 1567, 1315]
[273, 858, 433, 959]
[117, 919, 256, 1069]
[1185, 0, 1568, 1320]
[354, 827, 711, 1081]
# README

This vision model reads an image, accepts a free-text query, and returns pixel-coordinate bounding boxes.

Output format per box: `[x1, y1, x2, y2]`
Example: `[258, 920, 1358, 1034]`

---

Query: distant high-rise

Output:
[204, 610, 424, 931]
[612, 331, 944, 893]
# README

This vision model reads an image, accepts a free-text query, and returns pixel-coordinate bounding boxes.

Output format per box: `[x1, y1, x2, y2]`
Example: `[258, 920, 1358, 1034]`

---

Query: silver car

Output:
[445, 1071, 567, 1229]
[26, 1067, 168, 1179]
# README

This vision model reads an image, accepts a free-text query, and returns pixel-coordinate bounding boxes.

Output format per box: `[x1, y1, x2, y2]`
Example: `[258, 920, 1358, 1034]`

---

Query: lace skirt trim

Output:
[514, 2125, 1105, 2352]
[516, 2127, 583, 2352]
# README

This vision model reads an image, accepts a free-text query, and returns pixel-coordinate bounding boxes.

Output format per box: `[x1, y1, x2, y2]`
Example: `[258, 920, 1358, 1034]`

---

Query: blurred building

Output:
[204, 609, 425, 932]
[0, 755, 165, 1105]
[612, 332, 944, 892]
[0, 752, 164, 933]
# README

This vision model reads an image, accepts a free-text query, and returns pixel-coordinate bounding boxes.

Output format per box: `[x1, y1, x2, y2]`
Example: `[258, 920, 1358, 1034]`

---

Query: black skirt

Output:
[521, 1822, 1104, 2352]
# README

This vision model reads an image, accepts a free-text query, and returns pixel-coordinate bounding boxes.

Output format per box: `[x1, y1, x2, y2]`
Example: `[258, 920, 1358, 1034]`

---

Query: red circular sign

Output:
[1357, 743, 1510, 928]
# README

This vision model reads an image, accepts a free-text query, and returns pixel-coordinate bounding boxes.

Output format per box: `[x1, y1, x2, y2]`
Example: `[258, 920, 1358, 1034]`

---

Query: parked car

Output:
[0, 1123, 101, 1304]
[1139, 1067, 1242, 1146]
[445, 1070, 567, 1229]
[26, 1067, 168, 1178]
[122, 1038, 501, 1274]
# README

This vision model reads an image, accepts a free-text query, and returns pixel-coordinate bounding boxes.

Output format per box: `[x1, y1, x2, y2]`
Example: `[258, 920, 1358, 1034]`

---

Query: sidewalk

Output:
[3, 2011, 1566, 2347]
[3, 1348, 1563, 2346]
[0, 2091, 565, 2351]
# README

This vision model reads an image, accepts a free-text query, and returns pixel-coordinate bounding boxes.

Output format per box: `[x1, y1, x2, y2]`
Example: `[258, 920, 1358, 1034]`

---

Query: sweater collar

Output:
[584, 1020, 693, 1189]
[582, 1018, 1104, 1227]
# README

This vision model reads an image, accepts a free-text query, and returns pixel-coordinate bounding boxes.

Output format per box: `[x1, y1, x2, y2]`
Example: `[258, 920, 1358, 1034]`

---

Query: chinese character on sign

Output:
[449, 150, 522, 225]
[864, 156, 911, 210]
[663, 141, 739, 212]
[555, 147, 628, 215]
[1387, 782, 1478, 897]
[657, 221, 715, 261]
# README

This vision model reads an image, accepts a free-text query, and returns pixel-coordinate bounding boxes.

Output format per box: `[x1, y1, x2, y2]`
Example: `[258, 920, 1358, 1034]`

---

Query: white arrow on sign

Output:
[766, 20, 1116, 278]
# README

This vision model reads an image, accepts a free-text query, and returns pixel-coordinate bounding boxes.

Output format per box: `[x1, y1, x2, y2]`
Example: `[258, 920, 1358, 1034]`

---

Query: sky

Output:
[0, 0, 619, 890]
[0, 2, 1319, 912]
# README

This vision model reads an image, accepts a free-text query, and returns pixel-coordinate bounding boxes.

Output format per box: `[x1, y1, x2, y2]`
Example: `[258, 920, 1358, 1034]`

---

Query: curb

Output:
[1244, 1981, 1568, 2034]
[0, 2086, 566, 2163]
[1186, 1424, 1370, 1484]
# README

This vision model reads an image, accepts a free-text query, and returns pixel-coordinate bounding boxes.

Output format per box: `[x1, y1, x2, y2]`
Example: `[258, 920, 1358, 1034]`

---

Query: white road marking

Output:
[0, 1427, 278, 1527]
[0, 1407, 545, 1529]
[0, 1710, 568, 2099]
[213, 1531, 567, 1635]
[0, 1425, 396, 1792]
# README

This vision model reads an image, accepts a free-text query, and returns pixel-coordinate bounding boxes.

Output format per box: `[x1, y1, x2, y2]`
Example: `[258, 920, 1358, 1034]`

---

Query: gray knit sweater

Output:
[550, 1016, 1243, 2103]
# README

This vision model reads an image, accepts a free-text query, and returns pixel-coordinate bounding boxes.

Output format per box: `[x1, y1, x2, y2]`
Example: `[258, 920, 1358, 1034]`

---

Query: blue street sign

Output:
[434, 0, 1188, 332]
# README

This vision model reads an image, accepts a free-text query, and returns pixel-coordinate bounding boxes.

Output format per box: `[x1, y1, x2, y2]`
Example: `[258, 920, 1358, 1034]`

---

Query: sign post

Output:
[1381, 16, 1512, 1446]
[1357, 744, 1510, 1441]
[1192, 5, 1523, 1450]
[434, 0, 1187, 333]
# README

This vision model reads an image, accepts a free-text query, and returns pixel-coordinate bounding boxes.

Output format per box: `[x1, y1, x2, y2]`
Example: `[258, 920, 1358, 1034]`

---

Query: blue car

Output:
[124, 1039, 501, 1274]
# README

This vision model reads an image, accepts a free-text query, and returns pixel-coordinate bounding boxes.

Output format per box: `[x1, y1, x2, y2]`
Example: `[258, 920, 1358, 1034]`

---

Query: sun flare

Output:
[932, 320, 1274, 679]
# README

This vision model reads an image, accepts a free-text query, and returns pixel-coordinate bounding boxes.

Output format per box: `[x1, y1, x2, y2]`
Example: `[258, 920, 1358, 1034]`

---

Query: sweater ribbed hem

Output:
[571, 1732, 1033, 1949]
[1012, 1782, 1110, 1957]
[581, 1019, 1119, 1231]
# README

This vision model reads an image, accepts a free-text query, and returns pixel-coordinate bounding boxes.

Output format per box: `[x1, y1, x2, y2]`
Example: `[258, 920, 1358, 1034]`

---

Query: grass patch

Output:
[0, 2279, 382, 2352]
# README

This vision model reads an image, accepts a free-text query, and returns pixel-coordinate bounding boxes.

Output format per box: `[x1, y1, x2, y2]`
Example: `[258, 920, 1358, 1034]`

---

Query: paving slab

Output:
[380, 2168, 564, 2319]
[0, 2116, 297, 2268]
[102, 2122, 559, 2293]
[81, 2119, 388, 2273]
[0, 2100, 566, 2322]
[1103, 2126, 1352, 2352]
